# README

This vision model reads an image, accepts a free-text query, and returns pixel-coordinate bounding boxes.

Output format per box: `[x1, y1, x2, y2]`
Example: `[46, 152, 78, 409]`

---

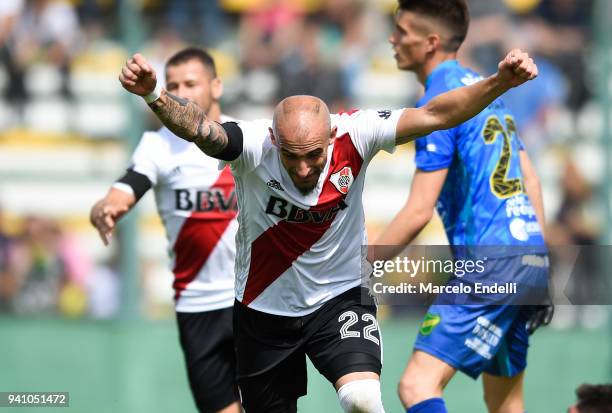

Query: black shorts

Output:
[234, 287, 382, 413]
[176, 307, 239, 413]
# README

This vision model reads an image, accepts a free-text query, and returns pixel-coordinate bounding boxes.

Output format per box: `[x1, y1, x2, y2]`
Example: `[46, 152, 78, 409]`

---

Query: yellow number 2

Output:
[481, 115, 522, 199]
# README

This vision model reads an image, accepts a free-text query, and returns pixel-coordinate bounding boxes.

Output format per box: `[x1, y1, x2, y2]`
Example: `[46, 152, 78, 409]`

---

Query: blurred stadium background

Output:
[0, 0, 610, 411]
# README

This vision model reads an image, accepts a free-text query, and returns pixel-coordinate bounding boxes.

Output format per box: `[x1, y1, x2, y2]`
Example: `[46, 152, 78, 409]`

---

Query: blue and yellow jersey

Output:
[415, 60, 546, 255]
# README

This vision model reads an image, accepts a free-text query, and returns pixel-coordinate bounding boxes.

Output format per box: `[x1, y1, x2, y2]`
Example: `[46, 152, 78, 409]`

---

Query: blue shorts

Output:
[414, 254, 549, 379]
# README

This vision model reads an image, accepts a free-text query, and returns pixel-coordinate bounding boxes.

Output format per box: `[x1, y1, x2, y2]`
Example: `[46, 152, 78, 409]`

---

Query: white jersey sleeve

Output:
[334, 109, 403, 162]
[222, 119, 273, 176]
[129, 131, 164, 185]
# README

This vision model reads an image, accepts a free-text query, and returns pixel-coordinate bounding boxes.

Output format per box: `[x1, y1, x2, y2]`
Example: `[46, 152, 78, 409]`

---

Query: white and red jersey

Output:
[126, 115, 237, 313]
[225, 109, 402, 316]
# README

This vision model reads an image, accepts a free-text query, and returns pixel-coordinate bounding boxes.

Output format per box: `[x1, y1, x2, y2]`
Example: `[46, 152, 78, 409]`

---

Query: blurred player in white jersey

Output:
[90, 48, 240, 413]
[118, 48, 538, 412]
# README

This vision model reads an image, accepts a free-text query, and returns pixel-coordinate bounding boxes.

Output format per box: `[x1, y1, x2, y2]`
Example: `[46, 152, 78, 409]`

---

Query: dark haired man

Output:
[91, 47, 241, 413]
[118, 44, 537, 412]
[569, 384, 612, 413]
[373, 1, 550, 412]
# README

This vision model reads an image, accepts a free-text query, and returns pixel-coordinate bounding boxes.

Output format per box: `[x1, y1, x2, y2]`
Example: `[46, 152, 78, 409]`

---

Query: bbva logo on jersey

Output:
[329, 167, 354, 194]
[174, 188, 237, 212]
[265, 196, 348, 224]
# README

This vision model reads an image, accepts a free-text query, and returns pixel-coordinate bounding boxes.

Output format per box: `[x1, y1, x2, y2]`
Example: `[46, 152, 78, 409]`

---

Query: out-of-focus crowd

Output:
[0, 208, 120, 318]
[0, 0, 608, 325]
[0, 0, 597, 130]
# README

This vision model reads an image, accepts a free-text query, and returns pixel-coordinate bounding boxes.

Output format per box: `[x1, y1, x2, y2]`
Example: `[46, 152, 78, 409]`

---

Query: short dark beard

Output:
[293, 169, 322, 195]
[297, 184, 316, 196]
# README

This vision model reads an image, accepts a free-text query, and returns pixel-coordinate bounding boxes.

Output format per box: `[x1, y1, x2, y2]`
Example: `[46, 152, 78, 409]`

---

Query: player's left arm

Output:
[368, 168, 448, 262]
[520, 149, 553, 334]
[519, 149, 546, 240]
[395, 49, 538, 145]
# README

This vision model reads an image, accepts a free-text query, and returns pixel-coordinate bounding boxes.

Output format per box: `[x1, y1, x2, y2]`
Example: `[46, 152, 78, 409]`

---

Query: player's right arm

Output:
[90, 188, 135, 246]
[368, 168, 447, 262]
[118, 54, 241, 161]
[89, 169, 152, 245]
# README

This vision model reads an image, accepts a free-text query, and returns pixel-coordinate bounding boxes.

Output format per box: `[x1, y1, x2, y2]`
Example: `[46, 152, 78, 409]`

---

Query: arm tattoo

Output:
[148, 90, 229, 156]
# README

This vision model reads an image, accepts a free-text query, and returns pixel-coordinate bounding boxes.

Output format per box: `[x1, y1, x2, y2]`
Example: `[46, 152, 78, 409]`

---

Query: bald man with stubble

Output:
[118, 50, 538, 412]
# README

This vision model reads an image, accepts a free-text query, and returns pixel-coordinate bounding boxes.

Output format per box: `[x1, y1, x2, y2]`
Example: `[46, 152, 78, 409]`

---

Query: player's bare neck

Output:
[207, 102, 222, 123]
[419, 51, 457, 85]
